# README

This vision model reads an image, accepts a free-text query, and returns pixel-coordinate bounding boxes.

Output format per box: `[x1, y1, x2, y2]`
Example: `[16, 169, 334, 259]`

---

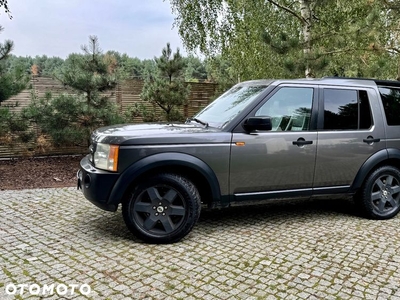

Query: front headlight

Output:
[93, 143, 119, 172]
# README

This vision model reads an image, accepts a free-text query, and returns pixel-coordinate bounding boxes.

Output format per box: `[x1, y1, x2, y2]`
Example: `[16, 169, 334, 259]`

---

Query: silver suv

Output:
[77, 78, 400, 243]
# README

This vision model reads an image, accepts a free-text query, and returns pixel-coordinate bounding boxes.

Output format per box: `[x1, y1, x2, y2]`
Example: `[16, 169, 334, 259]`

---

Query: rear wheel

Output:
[359, 166, 400, 219]
[122, 173, 201, 243]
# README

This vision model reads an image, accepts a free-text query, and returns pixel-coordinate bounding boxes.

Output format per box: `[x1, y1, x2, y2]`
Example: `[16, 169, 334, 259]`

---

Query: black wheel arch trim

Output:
[350, 149, 389, 192]
[387, 148, 400, 160]
[108, 152, 222, 207]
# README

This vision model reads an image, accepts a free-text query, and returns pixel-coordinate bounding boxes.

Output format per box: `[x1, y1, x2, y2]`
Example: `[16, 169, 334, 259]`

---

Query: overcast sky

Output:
[0, 0, 186, 59]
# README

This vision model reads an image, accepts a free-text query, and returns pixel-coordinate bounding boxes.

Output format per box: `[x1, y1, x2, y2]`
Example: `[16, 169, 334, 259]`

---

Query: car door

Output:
[230, 84, 318, 201]
[313, 86, 386, 192]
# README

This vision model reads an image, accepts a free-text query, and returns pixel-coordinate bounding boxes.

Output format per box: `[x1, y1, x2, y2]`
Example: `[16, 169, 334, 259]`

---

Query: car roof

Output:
[238, 77, 400, 88]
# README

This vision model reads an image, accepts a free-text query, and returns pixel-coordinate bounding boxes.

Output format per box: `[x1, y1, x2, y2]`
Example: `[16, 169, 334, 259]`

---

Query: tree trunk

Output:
[87, 91, 91, 105]
[300, 0, 314, 78]
[397, 55, 400, 81]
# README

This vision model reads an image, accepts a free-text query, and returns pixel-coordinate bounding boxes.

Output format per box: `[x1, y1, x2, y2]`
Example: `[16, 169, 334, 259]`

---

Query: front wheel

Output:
[122, 173, 201, 243]
[359, 165, 400, 219]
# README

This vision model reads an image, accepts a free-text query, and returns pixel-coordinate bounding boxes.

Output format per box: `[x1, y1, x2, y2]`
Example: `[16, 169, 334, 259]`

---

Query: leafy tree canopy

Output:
[169, 0, 397, 79]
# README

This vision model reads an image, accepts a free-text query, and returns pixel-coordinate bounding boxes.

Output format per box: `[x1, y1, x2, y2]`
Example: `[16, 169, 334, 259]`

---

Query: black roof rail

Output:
[373, 79, 400, 87]
[322, 76, 400, 87]
[322, 76, 375, 81]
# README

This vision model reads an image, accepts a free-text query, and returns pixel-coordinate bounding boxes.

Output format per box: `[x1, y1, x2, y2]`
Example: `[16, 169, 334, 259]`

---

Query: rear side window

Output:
[378, 87, 400, 126]
[323, 89, 372, 130]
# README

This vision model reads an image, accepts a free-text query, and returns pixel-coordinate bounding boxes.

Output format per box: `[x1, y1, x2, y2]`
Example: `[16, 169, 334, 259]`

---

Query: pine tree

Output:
[141, 43, 190, 121]
[56, 36, 119, 106]
[23, 36, 125, 147]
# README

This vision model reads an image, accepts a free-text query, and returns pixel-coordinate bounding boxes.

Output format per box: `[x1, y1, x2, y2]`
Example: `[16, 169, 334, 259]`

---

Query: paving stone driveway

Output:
[1, 187, 400, 299]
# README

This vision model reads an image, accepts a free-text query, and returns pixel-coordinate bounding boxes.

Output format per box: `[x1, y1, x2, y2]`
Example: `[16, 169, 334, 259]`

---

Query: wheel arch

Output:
[108, 152, 221, 208]
[351, 148, 400, 192]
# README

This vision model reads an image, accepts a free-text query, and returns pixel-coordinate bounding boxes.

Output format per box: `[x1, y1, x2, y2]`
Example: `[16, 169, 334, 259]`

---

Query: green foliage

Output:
[0, 107, 33, 146]
[0, 65, 29, 102]
[32, 55, 64, 76]
[170, 0, 288, 80]
[141, 43, 190, 122]
[55, 36, 121, 105]
[169, 0, 399, 80]
[0, 26, 13, 61]
[156, 43, 186, 81]
[2, 55, 33, 74]
[23, 93, 125, 147]
[19, 36, 128, 147]
[0, 26, 28, 103]
[184, 55, 208, 82]
[124, 103, 160, 123]
[0, 54, 64, 78]
[205, 55, 236, 95]
[114, 53, 158, 79]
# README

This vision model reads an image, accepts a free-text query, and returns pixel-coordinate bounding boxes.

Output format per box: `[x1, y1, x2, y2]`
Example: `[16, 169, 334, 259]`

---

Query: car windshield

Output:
[192, 83, 270, 128]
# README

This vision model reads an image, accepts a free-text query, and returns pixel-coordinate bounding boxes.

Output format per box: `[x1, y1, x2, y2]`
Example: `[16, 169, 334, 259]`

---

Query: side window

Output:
[255, 87, 313, 131]
[378, 87, 400, 126]
[323, 89, 372, 130]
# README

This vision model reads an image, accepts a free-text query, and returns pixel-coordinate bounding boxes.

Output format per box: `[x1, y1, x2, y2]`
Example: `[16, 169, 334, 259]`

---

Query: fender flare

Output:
[350, 149, 389, 192]
[108, 152, 222, 206]
[387, 148, 400, 160]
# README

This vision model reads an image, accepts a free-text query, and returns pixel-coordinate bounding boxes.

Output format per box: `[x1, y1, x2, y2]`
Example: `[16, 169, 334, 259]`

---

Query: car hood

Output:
[91, 123, 231, 145]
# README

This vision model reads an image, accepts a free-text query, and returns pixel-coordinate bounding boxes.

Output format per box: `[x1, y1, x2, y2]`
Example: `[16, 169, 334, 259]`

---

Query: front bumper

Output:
[77, 155, 120, 212]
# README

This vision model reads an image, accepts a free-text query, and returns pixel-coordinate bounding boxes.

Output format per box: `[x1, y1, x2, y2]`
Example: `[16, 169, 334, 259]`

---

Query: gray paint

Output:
[82, 77, 400, 208]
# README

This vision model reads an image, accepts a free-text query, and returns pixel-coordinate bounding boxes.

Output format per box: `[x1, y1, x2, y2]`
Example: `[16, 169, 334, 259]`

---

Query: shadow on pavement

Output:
[84, 197, 359, 242]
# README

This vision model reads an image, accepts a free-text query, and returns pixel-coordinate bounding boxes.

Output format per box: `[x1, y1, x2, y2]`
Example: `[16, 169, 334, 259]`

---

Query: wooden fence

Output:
[0, 76, 218, 158]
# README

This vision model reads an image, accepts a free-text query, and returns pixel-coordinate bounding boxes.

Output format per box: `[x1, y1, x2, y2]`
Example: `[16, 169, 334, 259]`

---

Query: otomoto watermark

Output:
[4, 283, 91, 296]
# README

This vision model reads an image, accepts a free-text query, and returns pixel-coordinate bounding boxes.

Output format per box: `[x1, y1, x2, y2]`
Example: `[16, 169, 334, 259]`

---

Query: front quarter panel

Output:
[108, 147, 230, 207]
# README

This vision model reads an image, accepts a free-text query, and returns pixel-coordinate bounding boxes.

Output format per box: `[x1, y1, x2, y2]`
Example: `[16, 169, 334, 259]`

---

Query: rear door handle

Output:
[363, 136, 380, 144]
[292, 138, 313, 147]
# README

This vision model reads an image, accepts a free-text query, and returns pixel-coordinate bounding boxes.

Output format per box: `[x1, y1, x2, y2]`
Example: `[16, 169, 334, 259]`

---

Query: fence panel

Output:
[0, 77, 218, 158]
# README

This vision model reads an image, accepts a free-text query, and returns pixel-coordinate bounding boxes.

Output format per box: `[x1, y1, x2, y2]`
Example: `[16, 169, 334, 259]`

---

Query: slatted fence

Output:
[0, 76, 218, 158]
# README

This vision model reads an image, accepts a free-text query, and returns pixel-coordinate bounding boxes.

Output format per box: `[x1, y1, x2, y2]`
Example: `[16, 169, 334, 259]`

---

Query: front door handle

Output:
[363, 136, 380, 145]
[292, 138, 313, 147]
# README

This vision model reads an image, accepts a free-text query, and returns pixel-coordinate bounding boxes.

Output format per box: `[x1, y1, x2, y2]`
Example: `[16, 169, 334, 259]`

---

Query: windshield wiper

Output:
[187, 117, 209, 128]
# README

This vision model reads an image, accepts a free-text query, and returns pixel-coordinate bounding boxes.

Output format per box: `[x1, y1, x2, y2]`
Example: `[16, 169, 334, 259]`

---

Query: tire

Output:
[359, 165, 400, 219]
[122, 173, 201, 244]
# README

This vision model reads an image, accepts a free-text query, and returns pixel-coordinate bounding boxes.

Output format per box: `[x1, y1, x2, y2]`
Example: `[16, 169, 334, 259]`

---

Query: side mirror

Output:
[243, 117, 272, 132]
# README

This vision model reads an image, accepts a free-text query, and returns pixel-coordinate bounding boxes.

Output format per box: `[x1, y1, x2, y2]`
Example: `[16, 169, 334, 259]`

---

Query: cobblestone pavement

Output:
[2, 188, 400, 299]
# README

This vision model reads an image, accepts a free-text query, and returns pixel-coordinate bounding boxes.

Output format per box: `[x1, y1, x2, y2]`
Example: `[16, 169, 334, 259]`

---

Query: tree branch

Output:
[320, 47, 382, 56]
[382, 0, 400, 9]
[320, 48, 356, 55]
[381, 46, 400, 54]
[265, 0, 307, 24]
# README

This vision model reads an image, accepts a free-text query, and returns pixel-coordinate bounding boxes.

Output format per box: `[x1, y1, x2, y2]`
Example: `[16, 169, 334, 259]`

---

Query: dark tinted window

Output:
[323, 89, 372, 130]
[378, 87, 400, 126]
[359, 90, 372, 129]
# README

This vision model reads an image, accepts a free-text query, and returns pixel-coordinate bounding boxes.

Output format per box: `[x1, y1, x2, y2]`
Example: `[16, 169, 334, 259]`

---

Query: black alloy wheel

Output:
[360, 166, 400, 219]
[122, 173, 201, 243]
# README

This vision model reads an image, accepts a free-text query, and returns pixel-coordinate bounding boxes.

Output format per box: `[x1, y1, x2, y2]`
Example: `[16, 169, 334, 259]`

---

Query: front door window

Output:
[255, 87, 314, 131]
